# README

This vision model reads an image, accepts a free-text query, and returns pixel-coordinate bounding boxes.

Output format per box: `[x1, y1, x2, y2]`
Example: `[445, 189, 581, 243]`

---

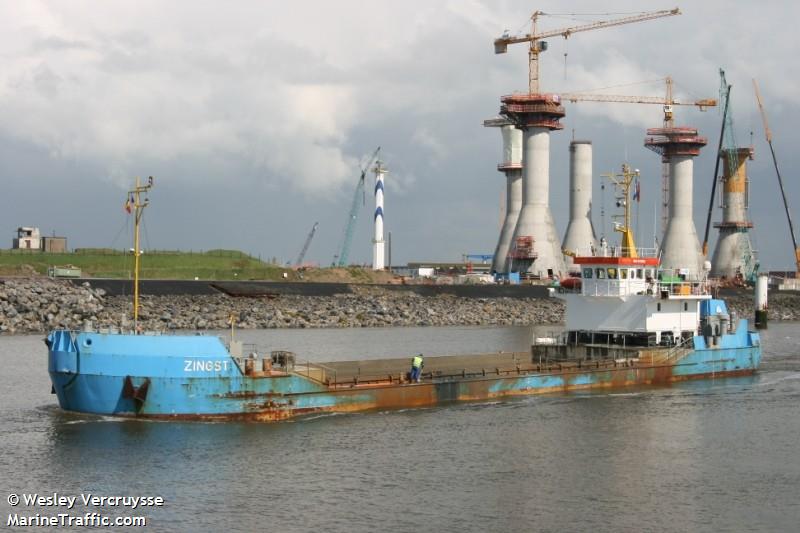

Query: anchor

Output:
[122, 376, 151, 413]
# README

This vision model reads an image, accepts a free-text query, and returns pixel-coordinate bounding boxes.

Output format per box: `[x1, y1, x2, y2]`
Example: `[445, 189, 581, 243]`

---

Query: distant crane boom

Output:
[559, 92, 716, 108]
[335, 146, 381, 267]
[294, 221, 319, 267]
[494, 8, 680, 94]
[753, 79, 800, 274]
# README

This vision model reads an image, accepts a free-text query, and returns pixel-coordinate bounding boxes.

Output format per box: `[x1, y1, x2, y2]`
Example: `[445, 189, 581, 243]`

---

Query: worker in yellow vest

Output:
[410, 354, 424, 383]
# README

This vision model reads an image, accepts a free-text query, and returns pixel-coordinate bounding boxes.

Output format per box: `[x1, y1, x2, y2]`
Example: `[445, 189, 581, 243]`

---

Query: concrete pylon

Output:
[500, 94, 566, 278]
[484, 118, 523, 273]
[562, 140, 597, 270]
[645, 127, 708, 280]
[711, 147, 756, 279]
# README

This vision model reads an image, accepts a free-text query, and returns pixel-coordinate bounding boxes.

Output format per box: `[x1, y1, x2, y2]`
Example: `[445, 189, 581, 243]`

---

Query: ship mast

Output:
[602, 164, 639, 258]
[126, 176, 153, 332]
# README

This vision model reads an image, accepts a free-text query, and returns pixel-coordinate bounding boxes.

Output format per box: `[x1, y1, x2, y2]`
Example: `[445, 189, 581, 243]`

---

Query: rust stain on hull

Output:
[115, 363, 756, 423]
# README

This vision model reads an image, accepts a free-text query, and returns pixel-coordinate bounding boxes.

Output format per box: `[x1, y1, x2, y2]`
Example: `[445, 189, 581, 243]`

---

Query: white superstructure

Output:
[558, 254, 711, 344]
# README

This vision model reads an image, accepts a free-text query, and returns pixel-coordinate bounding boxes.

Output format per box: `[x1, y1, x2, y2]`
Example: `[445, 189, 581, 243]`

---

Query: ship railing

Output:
[656, 280, 710, 297]
[321, 364, 550, 388]
[582, 246, 659, 258]
[660, 335, 695, 364]
[298, 361, 338, 385]
[532, 331, 568, 346]
[305, 351, 650, 388]
[242, 343, 258, 355]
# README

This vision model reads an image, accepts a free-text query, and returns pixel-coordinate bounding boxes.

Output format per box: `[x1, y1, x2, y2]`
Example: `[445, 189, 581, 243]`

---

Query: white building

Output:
[12, 227, 41, 250]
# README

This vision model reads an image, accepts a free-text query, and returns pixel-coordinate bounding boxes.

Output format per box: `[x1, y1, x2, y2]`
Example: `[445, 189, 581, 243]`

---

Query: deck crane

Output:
[494, 8, 680, 95]
[333, 146, 381, 267]
[560, 77, 717, 232]
[753, 79, 800, 275]
[294, 221, 319, 267]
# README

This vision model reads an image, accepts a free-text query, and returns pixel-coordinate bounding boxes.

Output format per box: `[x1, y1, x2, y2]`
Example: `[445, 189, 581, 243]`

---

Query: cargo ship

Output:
[45, 179, 761, 422]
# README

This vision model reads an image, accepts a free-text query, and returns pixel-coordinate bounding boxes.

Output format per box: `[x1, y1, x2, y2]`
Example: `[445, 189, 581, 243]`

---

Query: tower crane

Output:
[560, 77, 717, 231]
[753, 79, 800, 275]
[294, 221, 319, 267]
[494, 8, 680, 95]
[334, 146, 381, 267]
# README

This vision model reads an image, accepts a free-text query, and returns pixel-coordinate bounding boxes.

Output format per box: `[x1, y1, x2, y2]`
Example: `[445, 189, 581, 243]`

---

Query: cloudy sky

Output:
[1, 1, 798, 269]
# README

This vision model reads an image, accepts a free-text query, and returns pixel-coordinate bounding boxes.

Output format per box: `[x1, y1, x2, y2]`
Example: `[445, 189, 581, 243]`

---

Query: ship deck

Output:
[319, 352, 529, 382]
[301, 348, 656, 388]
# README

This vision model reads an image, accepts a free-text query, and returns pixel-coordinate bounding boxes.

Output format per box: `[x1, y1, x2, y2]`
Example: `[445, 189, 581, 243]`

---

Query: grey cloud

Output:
[0, 1, 798, 269]
[31, 35, 93, 52]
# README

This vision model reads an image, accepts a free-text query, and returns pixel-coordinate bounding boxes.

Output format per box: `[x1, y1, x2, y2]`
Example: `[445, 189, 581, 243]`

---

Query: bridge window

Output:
[582, 267, 593, 279]
[637, 268, 644, 279]
[620, 269, 628, 279]
[596, 268, 606, 279]
[607, 268, 617, 279]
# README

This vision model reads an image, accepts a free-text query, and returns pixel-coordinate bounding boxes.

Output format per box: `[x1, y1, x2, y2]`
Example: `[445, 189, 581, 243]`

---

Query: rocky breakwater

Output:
[4, 279, 798, 336]
[0, 279, 107, 334]
[0, 279, 565, 335]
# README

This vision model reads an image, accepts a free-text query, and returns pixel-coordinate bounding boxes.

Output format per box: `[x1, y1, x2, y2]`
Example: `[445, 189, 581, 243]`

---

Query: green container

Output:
[48, 267, 82, 278]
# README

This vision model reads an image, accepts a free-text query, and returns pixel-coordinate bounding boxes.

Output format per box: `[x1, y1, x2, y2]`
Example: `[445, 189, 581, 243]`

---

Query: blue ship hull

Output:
[46, 319, 761, 422]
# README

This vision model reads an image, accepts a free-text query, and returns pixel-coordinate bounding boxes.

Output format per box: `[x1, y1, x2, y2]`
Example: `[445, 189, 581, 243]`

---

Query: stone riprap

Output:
[0, 279, 564, 334]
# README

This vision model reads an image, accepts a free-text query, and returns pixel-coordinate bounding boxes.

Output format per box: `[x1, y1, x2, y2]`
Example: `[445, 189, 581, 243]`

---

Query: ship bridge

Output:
[573, 250, 711, 299]
[575, 255, 659, 297]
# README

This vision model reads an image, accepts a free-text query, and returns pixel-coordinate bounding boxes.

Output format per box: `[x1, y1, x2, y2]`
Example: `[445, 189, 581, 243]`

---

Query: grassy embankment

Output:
[0, 248, 395, 282]
[0, 248, 289, 280]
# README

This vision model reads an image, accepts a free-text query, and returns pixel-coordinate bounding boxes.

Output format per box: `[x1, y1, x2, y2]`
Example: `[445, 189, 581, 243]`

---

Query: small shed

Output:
[42, 236, 67, 253]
